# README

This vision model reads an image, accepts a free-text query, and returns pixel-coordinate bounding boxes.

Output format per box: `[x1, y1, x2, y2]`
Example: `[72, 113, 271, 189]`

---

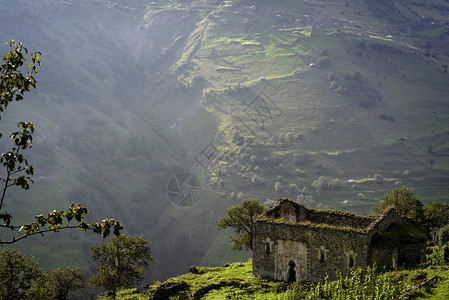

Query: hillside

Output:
[100, 260, 449, 299]
[0, 0, 449, 281]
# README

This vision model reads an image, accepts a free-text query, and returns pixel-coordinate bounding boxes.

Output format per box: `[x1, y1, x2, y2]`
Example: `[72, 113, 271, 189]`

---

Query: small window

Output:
[317, 246, 327, 261]
[265, 242, 271, 254]
[320, 251, 325, 262]
[349, 256, 355, 268]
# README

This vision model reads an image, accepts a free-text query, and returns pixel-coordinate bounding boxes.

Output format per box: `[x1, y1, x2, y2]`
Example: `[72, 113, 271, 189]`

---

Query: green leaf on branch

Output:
[78, 222, 89, 230]
[0, 212, 12, 226]
[1, 41, 123, 245]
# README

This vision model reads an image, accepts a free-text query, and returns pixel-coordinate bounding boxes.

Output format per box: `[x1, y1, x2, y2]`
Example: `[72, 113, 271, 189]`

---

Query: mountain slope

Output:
[0, 0, 448, 281]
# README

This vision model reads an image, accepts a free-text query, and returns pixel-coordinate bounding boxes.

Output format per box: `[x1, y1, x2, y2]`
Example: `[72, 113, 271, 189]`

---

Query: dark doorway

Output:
[288, 261, 296, 282]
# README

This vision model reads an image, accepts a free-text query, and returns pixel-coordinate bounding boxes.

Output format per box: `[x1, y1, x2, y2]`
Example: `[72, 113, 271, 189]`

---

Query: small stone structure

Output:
[253, 199, 426, 282]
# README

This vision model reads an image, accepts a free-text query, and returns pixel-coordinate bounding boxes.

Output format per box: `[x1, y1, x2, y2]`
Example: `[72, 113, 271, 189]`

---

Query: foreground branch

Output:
[0, 203, 123, 245]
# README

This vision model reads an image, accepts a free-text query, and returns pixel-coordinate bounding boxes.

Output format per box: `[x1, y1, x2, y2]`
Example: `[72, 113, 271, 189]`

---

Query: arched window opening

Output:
[265, 242, 271, 254]
[349, 256, 355, 268]
[320, 251, 325, 261]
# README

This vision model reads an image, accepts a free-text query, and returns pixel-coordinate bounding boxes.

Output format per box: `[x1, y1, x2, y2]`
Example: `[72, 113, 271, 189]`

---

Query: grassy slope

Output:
[104, 260, 449, 299]
[174, 0, 449, 208]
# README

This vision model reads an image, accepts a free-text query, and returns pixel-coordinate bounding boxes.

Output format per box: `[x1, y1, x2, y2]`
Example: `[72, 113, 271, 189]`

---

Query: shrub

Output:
[316, 56, 332, 68]
[330, 178, 342, 190]
[329, 81, 338, 89]
[440, 224, 449, 245]
[275, 182, 284, 193]
[295, 168, 306, 177]
[251, 175, 264, 186]
[312, 176, 329, 192]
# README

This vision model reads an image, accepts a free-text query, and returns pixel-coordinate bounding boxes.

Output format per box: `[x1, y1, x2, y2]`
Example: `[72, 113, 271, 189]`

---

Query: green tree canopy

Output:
[35, 265, 85, 300]
[217, 198, 268, 251]
[90, 234, 154, 293]
[372, 186, 424, 224]
[424, 199, 449, 231]
[0, 248, 42, 300]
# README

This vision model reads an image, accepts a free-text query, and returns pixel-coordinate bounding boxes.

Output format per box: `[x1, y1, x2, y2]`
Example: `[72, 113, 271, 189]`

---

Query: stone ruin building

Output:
[253, 199, 426, 282]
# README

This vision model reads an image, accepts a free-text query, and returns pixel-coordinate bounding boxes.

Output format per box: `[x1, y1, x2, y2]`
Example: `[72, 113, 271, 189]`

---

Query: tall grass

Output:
[291, 266, 408, 300]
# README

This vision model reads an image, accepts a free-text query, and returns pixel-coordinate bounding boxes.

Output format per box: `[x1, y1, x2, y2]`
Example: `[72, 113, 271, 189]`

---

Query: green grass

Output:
[101, 260, 292, 299]
[102, 260, 449, 299]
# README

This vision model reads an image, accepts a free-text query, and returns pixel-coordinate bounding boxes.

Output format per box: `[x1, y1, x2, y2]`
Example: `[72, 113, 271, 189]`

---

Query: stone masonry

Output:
[253, 199, 426, 282]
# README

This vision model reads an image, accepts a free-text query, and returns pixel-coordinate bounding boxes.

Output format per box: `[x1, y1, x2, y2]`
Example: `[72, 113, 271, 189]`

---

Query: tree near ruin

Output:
[372, 186, 424, 224]
[373, 187, 449, 242]
[217, 198, 268, 250]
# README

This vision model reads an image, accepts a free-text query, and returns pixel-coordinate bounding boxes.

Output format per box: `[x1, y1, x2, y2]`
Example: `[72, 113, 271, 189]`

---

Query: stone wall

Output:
[399, 243, 426, 267]
[253, 220, 369, 282]
[265, 199, 376, 229]
[367, 209, 407, 242]
[368, 242, 426, 270]
[368, 246, 397, 269]
[254, 200, 426, 282]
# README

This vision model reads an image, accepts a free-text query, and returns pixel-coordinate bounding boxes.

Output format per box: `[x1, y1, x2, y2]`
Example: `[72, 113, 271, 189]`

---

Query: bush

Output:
[329, 81, 338, 89]
[275, 182, 284, 193]
[426, 245, 447, 266]
[380, 114, 395, 122]
[312, 176, 329, 193]
[440, 224, 449, 245]
[251, 175, 264, 186]
[330, 178, 342, 190]
[295, 168, 306, 177]
[316, 56, 332, 68]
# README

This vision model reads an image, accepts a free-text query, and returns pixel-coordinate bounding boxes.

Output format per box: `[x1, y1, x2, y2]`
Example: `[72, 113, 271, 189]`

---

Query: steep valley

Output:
[1, 0, 449, 281]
